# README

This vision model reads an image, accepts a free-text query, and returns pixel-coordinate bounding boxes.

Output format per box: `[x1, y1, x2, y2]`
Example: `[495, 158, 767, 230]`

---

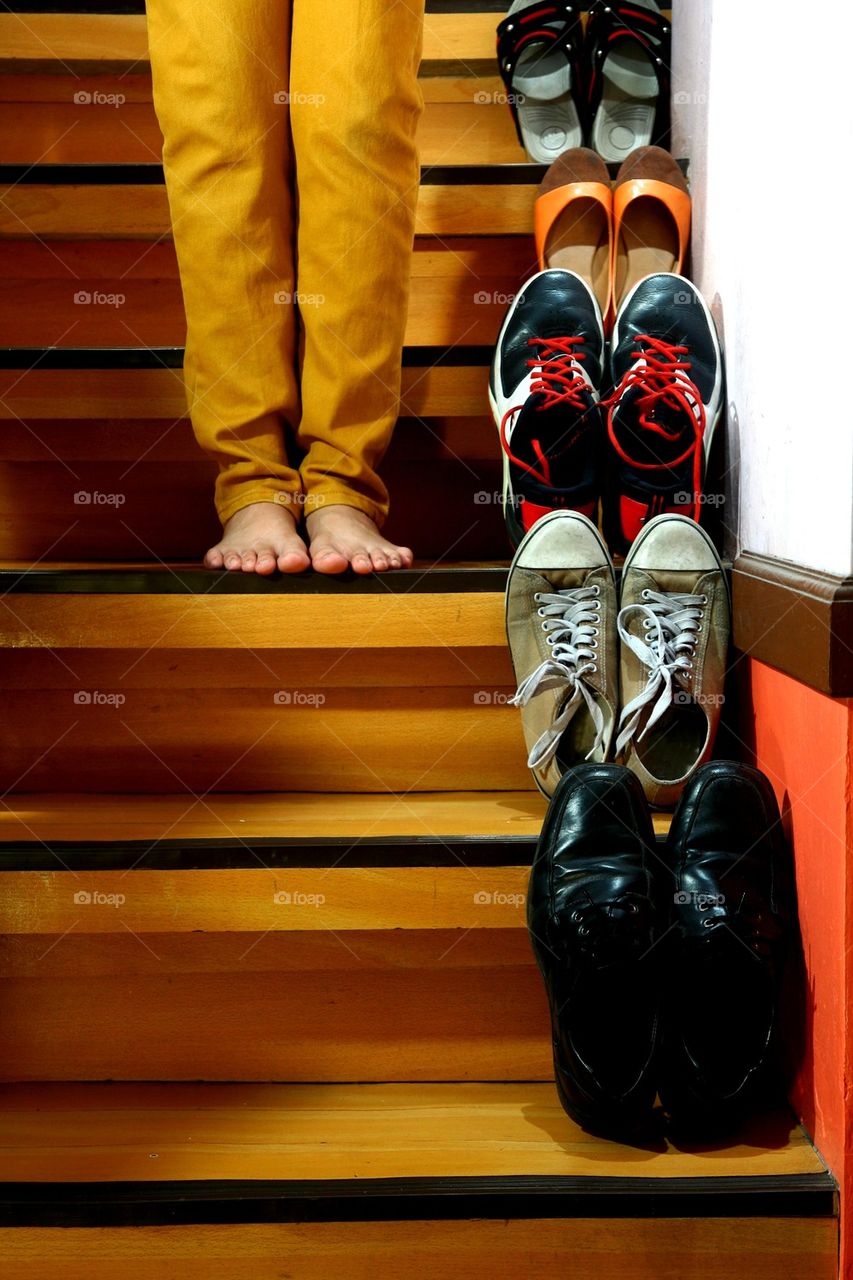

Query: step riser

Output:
[0, 238, 532, 338]
[0, 1219, 836, 1280]
[0, 930, 550, 1082]
[0, 691, 527, 793]
[0, 364, 490, 421]
[0, 868, 533, 933]
[0, 446, 504, 562]
[0, 90, 522, 169]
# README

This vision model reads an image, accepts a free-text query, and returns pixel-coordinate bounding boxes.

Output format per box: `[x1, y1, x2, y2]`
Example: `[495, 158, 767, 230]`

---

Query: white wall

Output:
[671, 0, 853, 576]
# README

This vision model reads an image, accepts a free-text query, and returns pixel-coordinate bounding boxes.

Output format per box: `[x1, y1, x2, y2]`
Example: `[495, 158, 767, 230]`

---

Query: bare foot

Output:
[203, 501, 310, 575]
[305, 505, 414, 575]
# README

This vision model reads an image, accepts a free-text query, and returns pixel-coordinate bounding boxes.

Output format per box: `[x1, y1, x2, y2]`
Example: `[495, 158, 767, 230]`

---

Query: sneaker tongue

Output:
[612, 386, 695, 467]
[513, 392, 594, 485]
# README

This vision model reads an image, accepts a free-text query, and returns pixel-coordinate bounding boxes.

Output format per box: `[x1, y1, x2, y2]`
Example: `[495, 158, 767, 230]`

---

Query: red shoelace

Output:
[604, 334, 706, 521]
[500, 335, 590, 487]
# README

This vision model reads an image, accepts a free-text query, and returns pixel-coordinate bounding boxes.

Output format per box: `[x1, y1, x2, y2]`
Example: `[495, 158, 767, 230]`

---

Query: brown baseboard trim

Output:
[732, 552, 853, 697]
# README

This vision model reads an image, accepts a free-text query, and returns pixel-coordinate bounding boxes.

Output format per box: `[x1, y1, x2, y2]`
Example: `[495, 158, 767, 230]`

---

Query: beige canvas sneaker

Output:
[505, 510, 618, 798]
[616, 514, 730, 809]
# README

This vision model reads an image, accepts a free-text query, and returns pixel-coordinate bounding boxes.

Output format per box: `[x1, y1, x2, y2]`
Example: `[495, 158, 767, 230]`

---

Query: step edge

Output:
[0, 1173, 837, 1226]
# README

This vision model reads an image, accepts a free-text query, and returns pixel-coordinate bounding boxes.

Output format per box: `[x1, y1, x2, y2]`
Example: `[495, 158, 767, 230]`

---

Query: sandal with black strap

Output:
[585, 0, 671, 163]
[496, 0, 586, 163]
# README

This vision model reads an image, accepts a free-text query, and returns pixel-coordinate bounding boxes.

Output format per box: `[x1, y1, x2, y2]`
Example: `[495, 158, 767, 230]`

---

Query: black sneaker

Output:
[489, 268, 605, 549]
[603, 273, 724, 555]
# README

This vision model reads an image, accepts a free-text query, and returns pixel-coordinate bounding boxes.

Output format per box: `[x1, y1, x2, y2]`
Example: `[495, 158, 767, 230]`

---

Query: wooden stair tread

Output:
[0, 565, 508, 649]
[0, 9, 670, 77]
[0, 791, 669, 933]
[0, 789, 549, 843]
[0, 1082, 828, 1185]
[0, 11, 503, 74]
[0, 790, 670, 846]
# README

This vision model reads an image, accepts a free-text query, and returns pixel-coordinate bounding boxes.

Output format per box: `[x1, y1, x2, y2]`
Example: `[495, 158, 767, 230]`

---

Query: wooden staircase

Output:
[0, 3, 839, 1277]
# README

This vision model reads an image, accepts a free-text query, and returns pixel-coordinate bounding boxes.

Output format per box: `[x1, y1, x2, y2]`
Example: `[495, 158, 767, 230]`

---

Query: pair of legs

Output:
[146, 0, 423, 573]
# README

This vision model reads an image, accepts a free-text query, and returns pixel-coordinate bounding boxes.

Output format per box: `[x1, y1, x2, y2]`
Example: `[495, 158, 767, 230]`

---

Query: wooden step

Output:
[0, 790, 544, 934]
[0, 1083, 836, 1279]
[0, 166, 538, 240]
[0, 566, 532, 793]
[0, 789, 670, 935]
[0, 233, 534, 342]
[0, 406, 504, 561]
[0, 80, 524, 168]
[0, 354, 490, 421]
[0, 9, 504, 76]
[0, 791, 668, 1081]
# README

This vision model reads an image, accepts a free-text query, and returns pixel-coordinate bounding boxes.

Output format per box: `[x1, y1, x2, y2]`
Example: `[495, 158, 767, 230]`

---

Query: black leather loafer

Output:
[527, 763, 662, 1137]
[660, 761, 795, 1133]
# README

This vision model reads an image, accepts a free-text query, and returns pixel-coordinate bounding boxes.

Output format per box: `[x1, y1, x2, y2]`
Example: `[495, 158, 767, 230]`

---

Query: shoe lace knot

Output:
[510, 584, 605, 768]
[616, 589, 706, 755]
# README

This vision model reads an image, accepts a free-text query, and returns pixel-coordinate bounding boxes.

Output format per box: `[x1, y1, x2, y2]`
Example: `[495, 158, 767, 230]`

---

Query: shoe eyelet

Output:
[592, 585, 600, 595]
[546, 636, 554, 645]
[700, 595, 708, 605]
[533, 593, 542, 603]
[696, 625, 702, 634]
[627, 903, 640, 915]
[702, 917, 716, 929]
[537, 608, 546, 618]
[641, 589, 651, 600]
[577, 924, 590, 937]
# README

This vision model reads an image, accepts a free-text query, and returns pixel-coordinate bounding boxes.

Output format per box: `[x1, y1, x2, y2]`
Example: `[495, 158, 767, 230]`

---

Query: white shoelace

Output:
[510, 585, 605, 768]
[616, 589, 706, 755]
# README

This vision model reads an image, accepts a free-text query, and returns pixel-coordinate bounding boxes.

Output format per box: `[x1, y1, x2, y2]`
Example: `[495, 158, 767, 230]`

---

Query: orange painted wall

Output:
[737, 657, 852, 1270]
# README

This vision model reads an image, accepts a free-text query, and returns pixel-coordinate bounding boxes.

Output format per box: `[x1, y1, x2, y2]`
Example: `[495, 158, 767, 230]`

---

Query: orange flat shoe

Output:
[610, 146, 691, 317]
[534, 147, 612, 320]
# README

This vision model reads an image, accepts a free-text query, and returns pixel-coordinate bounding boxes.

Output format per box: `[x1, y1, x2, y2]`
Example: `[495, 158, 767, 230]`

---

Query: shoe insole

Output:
[591, 0, 660, 163]
[636, 700, 707, 787]
[508, 0, 583, 162]
[556, 695, 610, 767]
[615, 196, 679, 310]
[544, 198, 610, 315]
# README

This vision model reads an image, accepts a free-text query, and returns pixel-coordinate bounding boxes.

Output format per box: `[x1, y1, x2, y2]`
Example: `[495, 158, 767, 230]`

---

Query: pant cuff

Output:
[301, 488, 389, 529]
[216, 484, 305, 526]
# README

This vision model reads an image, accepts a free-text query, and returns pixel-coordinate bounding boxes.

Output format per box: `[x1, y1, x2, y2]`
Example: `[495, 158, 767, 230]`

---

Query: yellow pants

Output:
[146, 0, 424, 528]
